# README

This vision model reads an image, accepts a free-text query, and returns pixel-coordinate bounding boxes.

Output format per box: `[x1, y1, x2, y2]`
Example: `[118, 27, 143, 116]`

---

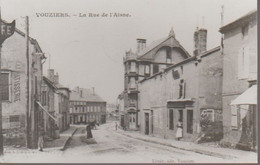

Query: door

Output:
[145, 113, 149, 135]
[178, 110, 183, 122]
[129, 113, 136, 129]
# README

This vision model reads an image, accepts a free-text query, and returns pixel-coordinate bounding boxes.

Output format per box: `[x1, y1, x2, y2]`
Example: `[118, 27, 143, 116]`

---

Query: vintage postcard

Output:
[0, 0, 257, 163]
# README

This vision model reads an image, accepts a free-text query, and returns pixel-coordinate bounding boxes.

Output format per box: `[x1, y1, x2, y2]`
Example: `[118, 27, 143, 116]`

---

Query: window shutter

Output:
[231, 105, 238, 129]
[244, 47, 250, 78]
[183, 81, 186, 99]
[249, 47, 257, 80]
[237, 49, 243, 79]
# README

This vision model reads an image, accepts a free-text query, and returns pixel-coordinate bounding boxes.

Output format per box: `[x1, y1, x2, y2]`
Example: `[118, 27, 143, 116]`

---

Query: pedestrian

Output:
[86, 125, 93, 139]
[38, 127, 45, 152]
[115, 122, 118, 131]
[176, 120, 183, 141]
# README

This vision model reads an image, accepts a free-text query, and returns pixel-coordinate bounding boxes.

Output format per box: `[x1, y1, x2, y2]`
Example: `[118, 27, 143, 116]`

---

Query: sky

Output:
[0, 0, 257, 104]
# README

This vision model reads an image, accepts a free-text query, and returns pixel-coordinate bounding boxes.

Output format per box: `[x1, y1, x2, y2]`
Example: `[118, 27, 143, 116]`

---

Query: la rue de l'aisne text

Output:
[79, 12, 131, 18]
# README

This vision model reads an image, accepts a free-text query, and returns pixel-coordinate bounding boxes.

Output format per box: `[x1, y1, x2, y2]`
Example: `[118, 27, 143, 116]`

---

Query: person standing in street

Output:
[86, 125, 93, 139]
[38, 127, 45, 151]
[115, 122, 118, 131]
[176, 120, 183, 141]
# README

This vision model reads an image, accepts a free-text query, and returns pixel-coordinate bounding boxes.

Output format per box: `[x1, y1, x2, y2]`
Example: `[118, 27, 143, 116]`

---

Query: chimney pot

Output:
[193, 28, 207, 56]
[137, 38, 146, 53]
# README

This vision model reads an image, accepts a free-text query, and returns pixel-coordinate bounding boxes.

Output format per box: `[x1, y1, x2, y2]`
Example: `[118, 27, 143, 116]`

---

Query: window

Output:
[180, 66, 183, 74]
[10, 115, 19, 122]
[130, 62, 136, 72]
[187, 110, 193, 134]
[179, 79, 186, 99]
[145, 65, 150, 74]
[42, 91, 47, 106]
[130, 77, 136, 88]
[169, 109, 174, 130]
[153, 64, 159, 74]
[238, 47, 250, 79]
[0, 72, 10, 101]
[166, 48, 172, 63]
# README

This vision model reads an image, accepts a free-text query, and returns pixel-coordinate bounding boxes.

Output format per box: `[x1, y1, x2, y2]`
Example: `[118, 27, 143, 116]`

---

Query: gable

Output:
[138, 36, 190, 61]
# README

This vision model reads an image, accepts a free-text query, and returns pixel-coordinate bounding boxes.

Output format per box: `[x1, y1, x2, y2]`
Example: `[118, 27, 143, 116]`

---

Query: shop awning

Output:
[36, 101, 57, 121]
[231, 85, 257, 105]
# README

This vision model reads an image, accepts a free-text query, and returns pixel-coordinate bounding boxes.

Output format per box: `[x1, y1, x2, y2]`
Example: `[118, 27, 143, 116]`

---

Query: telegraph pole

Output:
[25, 16, 31, 148]
[0, 7, 3, 156]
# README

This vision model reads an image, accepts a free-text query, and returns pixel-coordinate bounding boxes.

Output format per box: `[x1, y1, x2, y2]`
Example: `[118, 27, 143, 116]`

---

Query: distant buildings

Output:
[219, 10, 257, 150]
[69, 87, 106, 124]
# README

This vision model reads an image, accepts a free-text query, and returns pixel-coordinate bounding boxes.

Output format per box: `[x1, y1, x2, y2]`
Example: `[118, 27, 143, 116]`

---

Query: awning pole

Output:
[36, 101, 57, 122]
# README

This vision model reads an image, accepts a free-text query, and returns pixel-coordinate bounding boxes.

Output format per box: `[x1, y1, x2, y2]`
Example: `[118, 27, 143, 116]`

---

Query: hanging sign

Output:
[0, 20, 15, 45]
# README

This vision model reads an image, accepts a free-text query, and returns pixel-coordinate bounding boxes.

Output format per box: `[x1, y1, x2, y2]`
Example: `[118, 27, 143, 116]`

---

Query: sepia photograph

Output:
[0, 0, 257, 163]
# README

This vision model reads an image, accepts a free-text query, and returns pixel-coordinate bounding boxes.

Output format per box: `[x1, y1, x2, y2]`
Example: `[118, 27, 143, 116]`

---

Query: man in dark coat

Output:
[86, 125, 93, 139]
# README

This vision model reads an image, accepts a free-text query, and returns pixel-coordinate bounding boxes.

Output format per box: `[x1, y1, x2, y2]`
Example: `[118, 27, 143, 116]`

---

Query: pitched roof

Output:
[70, 87, 105, 102]
[219, 9, 257, 33]
[137, 31, 191, 60]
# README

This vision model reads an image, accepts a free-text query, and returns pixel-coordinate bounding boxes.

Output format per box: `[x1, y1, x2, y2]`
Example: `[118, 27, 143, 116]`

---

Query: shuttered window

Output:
[0, 73, 10, 101]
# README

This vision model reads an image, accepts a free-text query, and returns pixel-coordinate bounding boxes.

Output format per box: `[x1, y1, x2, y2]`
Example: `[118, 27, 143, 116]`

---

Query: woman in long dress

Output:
[176, 120, 183, 141]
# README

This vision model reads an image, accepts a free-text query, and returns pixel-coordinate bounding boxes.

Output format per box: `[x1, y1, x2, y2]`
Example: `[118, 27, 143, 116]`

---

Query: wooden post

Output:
[25, 16, 31, 148]
[0, 7, 3, 155]
[0, 45, 3, 156]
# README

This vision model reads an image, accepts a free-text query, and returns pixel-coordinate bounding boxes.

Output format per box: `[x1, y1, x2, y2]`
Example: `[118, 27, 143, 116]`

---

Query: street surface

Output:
[0, 120, 257, 163]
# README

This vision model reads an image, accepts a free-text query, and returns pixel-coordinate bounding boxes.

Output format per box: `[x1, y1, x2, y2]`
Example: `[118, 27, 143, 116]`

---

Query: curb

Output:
[118, 131, 237, 160]
[60, 128, 78, 151]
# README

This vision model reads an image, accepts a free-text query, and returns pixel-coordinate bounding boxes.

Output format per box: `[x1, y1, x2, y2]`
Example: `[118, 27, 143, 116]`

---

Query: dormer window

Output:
[166, 48, 172, 63]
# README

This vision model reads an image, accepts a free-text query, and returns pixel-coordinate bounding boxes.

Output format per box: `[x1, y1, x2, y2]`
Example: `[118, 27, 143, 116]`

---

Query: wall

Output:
[222, 16, 257, 145]
[139, 48, 222, 141]
[1, 30, 43, 147]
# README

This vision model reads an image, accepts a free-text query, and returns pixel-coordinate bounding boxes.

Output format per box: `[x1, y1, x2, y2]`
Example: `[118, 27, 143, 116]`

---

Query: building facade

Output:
[1, 20, 46, 148]
[41, 69, 70, 139]
[219, 10, 257, 150]
[121, 29, 191, 130]
[137, 27, 223, 141]
[69, 87, 106, 124]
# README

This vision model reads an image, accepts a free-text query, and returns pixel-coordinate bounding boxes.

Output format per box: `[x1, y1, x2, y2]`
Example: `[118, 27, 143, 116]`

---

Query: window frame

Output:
[1, 71, 11, 102]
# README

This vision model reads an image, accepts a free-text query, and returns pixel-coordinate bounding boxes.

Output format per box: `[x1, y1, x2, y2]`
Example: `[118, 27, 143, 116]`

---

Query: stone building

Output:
[219, 10, 257, 151]
[69, 87, 106, 124]
[121, 28, 191, 130]
[1, 20, 46, 148]
[40, 69, 70, 138]
[138, 28, 223, 141]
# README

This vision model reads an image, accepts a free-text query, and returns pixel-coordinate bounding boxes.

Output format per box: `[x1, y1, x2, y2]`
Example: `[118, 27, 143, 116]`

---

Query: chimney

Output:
[53, 72, 59, 84]
[193, 27, 207, 56]
[92, 87, 95, 96]
[137, 38, 146, 53]
[47, 69, 55, 82]
[80, 89, 83, 98]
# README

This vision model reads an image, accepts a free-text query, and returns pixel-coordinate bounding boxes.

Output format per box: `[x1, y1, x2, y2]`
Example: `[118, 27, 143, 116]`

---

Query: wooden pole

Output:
[25, 16, 31, 148]
[0, 7, 3, 156]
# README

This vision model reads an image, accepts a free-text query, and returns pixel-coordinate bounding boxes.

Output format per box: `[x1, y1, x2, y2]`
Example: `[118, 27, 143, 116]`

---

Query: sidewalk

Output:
[45, 126, 78, 151]
[110, 125, 257, 163]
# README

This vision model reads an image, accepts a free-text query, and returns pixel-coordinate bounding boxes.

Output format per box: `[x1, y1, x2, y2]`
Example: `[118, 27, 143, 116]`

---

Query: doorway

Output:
[178, 110, 183, 122]
[145, 113, 149, 135]
[129, 113, 136, 129]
